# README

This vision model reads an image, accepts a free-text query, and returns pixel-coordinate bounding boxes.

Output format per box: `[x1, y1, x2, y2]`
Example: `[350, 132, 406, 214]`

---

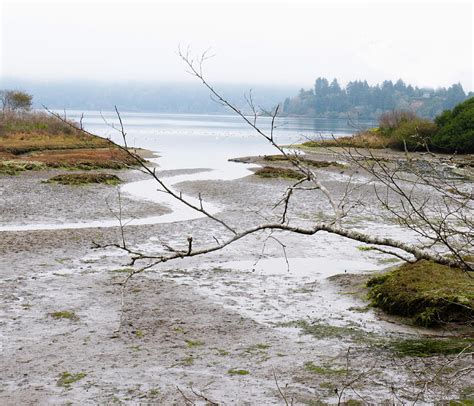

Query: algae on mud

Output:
[56, 371, 87, 388]
[387, 337, 473, 357]
[49, 310, 79, 321]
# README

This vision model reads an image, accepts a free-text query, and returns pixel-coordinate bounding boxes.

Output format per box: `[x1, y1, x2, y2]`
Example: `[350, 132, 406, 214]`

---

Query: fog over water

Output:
[1, 0, 472, 91]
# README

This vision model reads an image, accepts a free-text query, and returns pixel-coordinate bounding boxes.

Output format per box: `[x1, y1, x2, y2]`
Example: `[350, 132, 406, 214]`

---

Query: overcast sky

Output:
[1, 0, 473, 90]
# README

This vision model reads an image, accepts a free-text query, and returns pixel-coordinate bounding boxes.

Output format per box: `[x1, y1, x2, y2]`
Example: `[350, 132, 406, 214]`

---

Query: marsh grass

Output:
[301, 130, 390, 149]
[255, 166, 306, 180]
[0, 160, 46, 175]
[262, 154, 345, 168]
[0, 111, 140, 171]
[367, 260, 474, 327]
[387, 337, 473, 357]
[45, 173, 122, 186]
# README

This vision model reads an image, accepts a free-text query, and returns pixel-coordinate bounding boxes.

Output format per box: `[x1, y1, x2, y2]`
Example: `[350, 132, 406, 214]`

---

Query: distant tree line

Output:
[0, 79, 297, 114]
[281, 78, 472, 119]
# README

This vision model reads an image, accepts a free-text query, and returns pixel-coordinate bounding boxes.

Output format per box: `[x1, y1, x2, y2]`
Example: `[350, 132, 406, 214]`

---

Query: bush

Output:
[376, 110, 437, 151]
[378, 110, 418, 132]
[389, 118, 437, 151]
[432, 97, 474, 153]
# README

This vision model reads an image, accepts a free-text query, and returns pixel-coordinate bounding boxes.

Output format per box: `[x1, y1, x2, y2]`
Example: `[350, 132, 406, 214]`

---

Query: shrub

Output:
[389, 118, 437, 151]
[378, 110, 418, 132]
[432, 97, 474, 153]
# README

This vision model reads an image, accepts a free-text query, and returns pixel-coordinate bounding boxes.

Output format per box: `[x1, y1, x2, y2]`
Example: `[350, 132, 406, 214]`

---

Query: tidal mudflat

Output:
[1, 146, 472, 404]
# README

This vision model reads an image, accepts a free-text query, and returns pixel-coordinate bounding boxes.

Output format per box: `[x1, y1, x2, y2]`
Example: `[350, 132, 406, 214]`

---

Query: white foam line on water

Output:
[0, 159, 258, 232]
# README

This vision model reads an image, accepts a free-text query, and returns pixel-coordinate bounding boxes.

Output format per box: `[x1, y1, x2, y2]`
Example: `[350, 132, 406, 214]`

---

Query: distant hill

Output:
[281, 78, 473, 119]
[0, 78, 297, 114]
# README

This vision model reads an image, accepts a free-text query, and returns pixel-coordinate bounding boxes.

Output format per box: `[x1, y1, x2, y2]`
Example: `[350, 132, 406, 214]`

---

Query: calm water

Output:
[0, 112, 373, 231]
[65, 111, 372, 171]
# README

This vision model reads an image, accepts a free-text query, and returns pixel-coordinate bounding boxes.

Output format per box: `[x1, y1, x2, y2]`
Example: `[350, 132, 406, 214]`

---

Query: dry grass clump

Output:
[302, 130, 390, 149]
[0, 111, 81, 137]
[0, 132, 110, 155]
[26, 148, 137, 169]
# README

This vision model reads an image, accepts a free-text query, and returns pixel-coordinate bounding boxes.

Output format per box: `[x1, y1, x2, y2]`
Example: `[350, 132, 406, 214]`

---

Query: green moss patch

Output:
[387, 337, 473, 357]
[304, 361, 345, 376]
[228, 368, 250, 376]
[57, 371, 87, 387]
[46, 173, 122, 185]
[185, 339, 204, 348]
[254, 166, 306, 180]
[279, 320, 373, 342]
[367, 260, 474, 327]
[49, 310, 79, 321]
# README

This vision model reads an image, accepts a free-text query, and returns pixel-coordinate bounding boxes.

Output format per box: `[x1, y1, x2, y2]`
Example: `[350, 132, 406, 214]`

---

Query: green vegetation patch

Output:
[433, 97, 474, 154]
[263, 154, 345, 168]
[185, 339, 204, 348]
[57, 371, 87, 387]
[301, 97, 474, 154]
[304, 361, 345, 376]
[255, 166, 306, 180]
[279, 320, 373, 342]
[49, 310, 79, 321]
[45, 173, 122, 185]
[0, 160, 46, 175]
[367, 260, 474, 327]
[180, 356, 195, 366]
[387, 337, 473, 357]
[228, 368, 250, 376]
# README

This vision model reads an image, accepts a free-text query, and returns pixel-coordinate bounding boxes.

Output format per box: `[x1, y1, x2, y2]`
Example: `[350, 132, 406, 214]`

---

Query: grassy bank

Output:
[301, 130, 390, 149]
[0, 111, 140, 173]
[367, 260, 473, 327]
